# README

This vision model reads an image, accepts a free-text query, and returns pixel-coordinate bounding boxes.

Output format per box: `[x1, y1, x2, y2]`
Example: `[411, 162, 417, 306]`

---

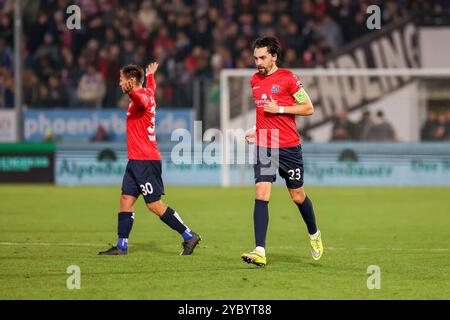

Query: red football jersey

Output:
[126, 74, 162, 160]
[250, 68, 302, 148]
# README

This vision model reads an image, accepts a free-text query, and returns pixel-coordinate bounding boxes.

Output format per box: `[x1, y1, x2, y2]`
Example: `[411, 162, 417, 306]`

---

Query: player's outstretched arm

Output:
[285, 95, 314, 116]
[145, 62, 158, 91]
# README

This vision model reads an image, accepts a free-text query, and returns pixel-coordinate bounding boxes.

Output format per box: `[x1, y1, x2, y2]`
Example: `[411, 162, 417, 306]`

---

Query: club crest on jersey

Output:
[271, 85, 280, 93]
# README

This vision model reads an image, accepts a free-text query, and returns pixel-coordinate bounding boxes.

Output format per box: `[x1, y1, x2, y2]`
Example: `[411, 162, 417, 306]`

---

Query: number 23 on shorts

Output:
[288, 168, 301, 180]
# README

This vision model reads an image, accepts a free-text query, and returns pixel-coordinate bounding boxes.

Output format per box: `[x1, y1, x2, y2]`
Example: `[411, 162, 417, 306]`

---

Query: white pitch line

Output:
[0, 242, 448, 252]
[324, 247, 449, 252]
[260, 246, 449, 252]
[0, 242, 106, 247]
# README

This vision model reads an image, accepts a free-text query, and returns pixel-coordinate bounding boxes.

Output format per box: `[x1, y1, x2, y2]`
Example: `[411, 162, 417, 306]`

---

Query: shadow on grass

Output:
[129, 241, 178, 255]
[268, 252, 305, 264]
[267, 252, 328, 270]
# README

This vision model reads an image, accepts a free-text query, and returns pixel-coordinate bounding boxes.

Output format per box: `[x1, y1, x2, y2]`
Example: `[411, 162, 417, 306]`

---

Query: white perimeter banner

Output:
[0, 110, 17, 142]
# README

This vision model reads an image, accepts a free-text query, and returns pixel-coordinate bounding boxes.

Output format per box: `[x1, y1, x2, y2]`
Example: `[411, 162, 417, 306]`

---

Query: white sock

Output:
[309, 230, 320, 239]
[255, 246, 266, 256]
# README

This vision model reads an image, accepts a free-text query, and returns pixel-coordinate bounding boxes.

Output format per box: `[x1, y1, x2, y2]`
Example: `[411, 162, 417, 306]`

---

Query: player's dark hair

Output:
[253, 37, 282, 63]
[121, 64, 144, 84]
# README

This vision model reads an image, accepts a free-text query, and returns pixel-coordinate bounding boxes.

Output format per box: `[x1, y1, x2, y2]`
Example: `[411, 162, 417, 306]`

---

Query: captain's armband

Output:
[292, 88, 310, 104]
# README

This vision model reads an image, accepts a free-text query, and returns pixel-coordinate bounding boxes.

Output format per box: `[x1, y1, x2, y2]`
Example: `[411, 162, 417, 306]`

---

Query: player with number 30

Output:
[98, 63, 201, 256]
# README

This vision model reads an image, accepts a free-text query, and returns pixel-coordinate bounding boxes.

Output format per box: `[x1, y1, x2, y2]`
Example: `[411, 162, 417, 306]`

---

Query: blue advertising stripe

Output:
[23, 109, 193, 143]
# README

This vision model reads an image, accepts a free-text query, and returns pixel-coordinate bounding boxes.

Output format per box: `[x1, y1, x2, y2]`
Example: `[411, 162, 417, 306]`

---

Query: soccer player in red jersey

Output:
[98, 63, 201, 256]
[241, 37, 323, 266]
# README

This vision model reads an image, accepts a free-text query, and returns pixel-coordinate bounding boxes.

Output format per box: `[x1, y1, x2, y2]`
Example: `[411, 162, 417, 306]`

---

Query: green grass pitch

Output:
[0, 185, 449, 300]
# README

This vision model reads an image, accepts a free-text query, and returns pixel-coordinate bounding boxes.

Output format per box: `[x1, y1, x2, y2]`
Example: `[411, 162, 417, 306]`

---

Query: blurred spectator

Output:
[302, 44, 325, 67]
[257, 10, 274, 36]
[99, 46, 121, 107]
[51, 75, 69, 105]
[445, 110, 450, 140]
[77, 65, 106, 108]
[355, 110, 373, 141]
[152, 26, 175, 57]
[331, 109, 357, 141]
[421, 110, 439, 140]
[315, 15, 344, 51]
[419, 109, 450, 141]
[383, 0, 405, 24]
[283, 22, 305, 54]
[34, 33, 59, 62]
[0, 38, 13, 72]
[192, 17, 212, 49]
[137, 0, 159, 37]
[429, 112, 449, 141]
[36, 84, 51, 108]
[90, 124, 113, 142]
[365, 110, 398, 142]
[0, 7, 14, 45]
[0, 65, 14, 107]
[284, 48, 299, 68]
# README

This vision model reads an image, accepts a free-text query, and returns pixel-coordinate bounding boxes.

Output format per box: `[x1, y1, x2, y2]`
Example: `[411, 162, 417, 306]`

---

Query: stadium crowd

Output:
[330, 109, 398, 142]
[0, 0, 448, 110]
[421, 110, 450, 141]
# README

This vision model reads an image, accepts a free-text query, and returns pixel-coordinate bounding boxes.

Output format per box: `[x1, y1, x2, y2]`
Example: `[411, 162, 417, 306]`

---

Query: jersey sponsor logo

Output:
[271, 85, 280, 93]
[254, 94, 269, 106]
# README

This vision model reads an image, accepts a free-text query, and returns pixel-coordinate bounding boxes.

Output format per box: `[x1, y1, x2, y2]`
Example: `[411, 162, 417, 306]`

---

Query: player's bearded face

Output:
[257, 62, 271, 75]
[254, 47, 276, 76]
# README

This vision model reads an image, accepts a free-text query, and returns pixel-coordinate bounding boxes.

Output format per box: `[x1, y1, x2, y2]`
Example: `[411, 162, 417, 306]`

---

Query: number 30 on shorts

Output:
[140, 182, 153, 195]
[288, 168, 301, 180]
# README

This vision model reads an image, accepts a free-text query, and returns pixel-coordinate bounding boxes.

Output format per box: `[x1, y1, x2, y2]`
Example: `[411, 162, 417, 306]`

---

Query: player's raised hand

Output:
[146, 62, 159, 76]
[263, 96, 279, 113]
